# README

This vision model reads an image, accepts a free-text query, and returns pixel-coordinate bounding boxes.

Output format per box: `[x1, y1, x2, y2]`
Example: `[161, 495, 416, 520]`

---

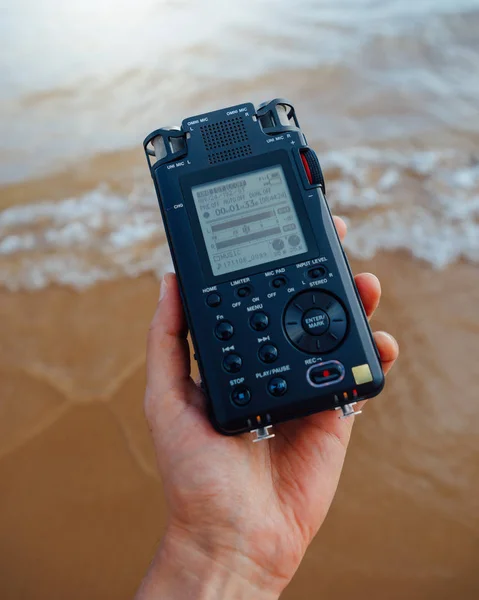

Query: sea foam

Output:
[0, 149, 477, 291]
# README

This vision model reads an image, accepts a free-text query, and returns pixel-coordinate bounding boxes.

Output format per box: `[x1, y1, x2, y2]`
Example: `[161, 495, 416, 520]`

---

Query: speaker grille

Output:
[208, 144, 253, 165]
[201, 117, 248, 151]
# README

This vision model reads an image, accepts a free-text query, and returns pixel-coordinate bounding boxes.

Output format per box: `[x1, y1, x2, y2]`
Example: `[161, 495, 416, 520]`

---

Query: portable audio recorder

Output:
[143, 99, 384, 441]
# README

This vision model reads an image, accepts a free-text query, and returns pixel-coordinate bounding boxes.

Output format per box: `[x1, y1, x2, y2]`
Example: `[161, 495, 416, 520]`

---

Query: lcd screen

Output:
[191, 166, 308, 276]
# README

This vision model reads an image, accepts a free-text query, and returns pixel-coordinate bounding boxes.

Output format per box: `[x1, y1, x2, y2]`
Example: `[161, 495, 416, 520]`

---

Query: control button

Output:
[215, 320, 234, 341]
[307, 266, 327, 279]
[283, 290, 348, 354]
[258, 343, 278, 364]
[223, 353, 243, 373]
[272, 239, 285, 251]
[231, 385, 251, 407]
[206, 292, 222, 307]
[271, 276, 287, 289]
[268, 377, 288, 397]
[307, 361, 345, 388]
[250, 311, 269, 331]
[302, 308, 329, 336]
[236, 285, 252, 298]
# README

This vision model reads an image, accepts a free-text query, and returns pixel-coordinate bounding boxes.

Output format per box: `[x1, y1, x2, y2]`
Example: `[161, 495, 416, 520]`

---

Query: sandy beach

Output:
[1, 253, 478, 599]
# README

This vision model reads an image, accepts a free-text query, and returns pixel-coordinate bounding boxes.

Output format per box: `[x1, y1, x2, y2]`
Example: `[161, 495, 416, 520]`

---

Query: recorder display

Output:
[191, 166, 307, 276]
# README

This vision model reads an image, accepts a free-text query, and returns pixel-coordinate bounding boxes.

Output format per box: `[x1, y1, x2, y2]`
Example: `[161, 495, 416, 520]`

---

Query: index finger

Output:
[333, 215, 347, 241]
[146, 272, 190, 398]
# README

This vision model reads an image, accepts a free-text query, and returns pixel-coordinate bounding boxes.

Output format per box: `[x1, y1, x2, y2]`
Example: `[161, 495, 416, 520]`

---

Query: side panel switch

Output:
[300, 148, 326, 192]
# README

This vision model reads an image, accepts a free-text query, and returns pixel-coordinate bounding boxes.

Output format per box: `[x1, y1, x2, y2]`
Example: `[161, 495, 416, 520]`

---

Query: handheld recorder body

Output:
[143, 99, 384, 441]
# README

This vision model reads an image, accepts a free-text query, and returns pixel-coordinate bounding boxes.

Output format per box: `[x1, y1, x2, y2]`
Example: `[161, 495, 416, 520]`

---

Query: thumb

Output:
[144, 273, 192, 428]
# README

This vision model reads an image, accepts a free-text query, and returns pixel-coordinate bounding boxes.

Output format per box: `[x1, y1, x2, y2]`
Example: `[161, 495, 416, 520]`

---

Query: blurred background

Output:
[1, 0, 478, 598]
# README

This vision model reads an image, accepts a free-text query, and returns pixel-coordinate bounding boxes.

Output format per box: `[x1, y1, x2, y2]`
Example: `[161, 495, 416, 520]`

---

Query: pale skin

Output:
[136, 216, 399, 600]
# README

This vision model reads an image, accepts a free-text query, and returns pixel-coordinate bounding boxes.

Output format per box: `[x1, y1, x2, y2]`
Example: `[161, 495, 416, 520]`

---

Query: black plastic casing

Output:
[143, 99, 384, 435]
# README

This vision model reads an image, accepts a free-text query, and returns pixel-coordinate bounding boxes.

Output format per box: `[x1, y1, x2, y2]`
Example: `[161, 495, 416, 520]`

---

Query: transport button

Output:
[258, 343, 279, 364]
[236, 285, 252, 298]
[307, 266, 327, 279]
[307, 361, 345, 388]
[267, 377, 288, 397]
[271, 276, 288, 289]
[223, 353, 243, 373]
[250, 311, 269, 331]
[302, 308, 329, 335]
[231, 385, 251, 407]
[215, 320, 234, 341]
[206, 292, 222, 307]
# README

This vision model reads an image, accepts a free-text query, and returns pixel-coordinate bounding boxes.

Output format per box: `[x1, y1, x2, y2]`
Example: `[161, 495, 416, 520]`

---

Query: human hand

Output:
[136, 217, 399, 600]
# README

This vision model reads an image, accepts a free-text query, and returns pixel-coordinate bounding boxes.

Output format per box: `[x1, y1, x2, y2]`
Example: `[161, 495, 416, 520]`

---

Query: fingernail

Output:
[159, 276, 168, 301]
[379, 331, 399, 351]
[363, 272, 381, 287]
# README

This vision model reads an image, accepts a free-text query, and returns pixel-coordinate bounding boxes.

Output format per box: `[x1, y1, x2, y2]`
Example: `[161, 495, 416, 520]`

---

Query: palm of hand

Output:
[148, 378, 351, 585]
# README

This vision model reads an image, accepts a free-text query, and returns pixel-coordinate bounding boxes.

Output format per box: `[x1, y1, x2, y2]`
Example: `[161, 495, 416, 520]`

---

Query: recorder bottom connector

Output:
[336, 403, 363, 419]
[251, 426, 275, 443]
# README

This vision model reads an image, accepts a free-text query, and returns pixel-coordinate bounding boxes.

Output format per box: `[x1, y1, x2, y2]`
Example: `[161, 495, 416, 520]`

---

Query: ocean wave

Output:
[0, 148, 478, 290]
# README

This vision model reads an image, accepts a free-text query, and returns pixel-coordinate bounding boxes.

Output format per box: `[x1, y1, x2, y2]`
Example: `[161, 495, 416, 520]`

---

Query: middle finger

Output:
[354, 272, 381, 320]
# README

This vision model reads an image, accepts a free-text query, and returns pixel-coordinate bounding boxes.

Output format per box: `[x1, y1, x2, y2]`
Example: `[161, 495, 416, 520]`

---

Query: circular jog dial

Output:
[284, 290, 348, 354]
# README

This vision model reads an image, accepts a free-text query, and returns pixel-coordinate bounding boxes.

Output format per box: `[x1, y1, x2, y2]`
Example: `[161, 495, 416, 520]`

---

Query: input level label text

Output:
[296, 257, 327, 268]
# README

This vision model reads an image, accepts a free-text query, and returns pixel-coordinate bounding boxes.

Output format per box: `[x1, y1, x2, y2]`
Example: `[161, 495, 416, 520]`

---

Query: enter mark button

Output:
[301, 308, 330, 336]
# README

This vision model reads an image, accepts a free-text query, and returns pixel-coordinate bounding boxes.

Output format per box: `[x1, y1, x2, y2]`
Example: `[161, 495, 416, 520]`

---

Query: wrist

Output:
[136, 524, 285, 600]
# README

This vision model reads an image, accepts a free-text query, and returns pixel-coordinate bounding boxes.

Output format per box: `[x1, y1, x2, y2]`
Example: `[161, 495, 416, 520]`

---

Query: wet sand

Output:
[1, 253, 478, 599]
